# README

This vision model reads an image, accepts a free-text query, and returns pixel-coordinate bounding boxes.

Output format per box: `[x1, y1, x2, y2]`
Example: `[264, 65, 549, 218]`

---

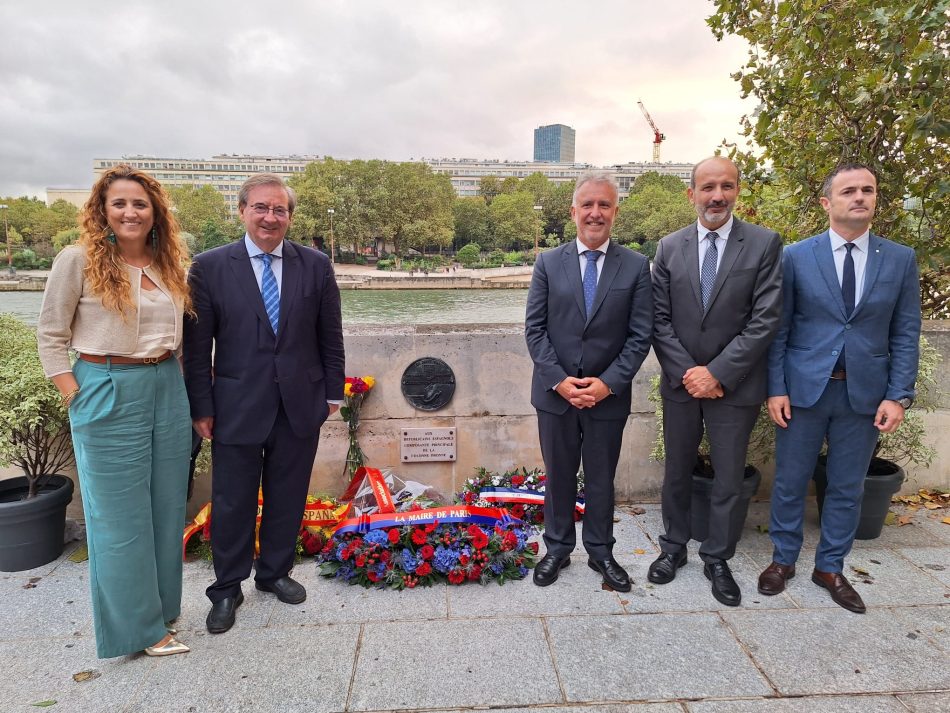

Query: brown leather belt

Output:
[829, 370, 847, 380]
[78, 351, 173, 365]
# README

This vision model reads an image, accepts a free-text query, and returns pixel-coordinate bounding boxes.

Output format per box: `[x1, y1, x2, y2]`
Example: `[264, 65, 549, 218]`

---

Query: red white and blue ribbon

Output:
[333, 505, 521, 535]
[479, 486, 585, 513]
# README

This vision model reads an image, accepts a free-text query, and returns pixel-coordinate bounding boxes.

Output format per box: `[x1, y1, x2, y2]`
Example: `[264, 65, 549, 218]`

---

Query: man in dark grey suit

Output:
[649, 156, 783, 606]
[525, 171, 653, 592]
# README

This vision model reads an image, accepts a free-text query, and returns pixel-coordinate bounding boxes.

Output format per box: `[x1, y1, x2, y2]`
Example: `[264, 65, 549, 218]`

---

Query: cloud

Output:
[0, 0, 754, 197]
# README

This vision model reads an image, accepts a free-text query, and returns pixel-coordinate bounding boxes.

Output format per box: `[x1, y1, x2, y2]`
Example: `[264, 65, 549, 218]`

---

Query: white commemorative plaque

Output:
[401, 427, 457, 462]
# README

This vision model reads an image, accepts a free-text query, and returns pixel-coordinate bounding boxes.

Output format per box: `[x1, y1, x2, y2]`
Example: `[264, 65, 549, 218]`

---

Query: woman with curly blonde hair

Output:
[37, 164, 193, 658]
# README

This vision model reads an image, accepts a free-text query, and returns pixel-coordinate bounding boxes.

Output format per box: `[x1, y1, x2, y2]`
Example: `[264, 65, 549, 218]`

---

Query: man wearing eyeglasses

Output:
[183, 173, 345, 634]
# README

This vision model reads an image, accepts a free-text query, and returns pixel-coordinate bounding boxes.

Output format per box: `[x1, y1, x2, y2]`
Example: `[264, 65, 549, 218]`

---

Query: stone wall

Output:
[8, 321, 947, 521]
[190, 320, 950, 515]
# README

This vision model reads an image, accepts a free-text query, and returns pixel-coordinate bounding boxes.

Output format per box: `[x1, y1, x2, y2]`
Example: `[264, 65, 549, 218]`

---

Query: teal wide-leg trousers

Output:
[70, 357, 191, 658]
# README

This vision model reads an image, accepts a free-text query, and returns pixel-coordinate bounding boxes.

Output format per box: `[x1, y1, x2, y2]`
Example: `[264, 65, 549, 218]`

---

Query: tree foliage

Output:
[614, 181, 695, 246]
[166, 184, 240, 254]
[708, 0, 950, 315]
[489, 192, 541, 251]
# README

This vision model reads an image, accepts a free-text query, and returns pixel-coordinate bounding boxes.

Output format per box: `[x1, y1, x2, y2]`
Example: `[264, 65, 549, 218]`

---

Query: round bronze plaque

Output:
[401, 357, 456, 411]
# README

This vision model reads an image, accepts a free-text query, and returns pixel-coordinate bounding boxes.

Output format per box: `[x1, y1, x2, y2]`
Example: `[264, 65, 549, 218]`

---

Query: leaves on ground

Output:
[897, 515, 915, 527]
[72, 670, 100, 682]
[67, 545, 89, 563]
[31, 702, 56, 708]
[884, 511, 898, 526]
[633, 548, 647, 555]
[628, 507, 646, 515]
[756, 524, 769, 533]
[942, 517, 950, 526]
[22, 577, 41, 589]
[893, 489, 950, 513]
[851, 566, 871, 576]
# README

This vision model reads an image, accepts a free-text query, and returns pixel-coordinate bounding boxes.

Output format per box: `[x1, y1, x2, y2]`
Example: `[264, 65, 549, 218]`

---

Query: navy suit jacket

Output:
[183, 239, 345, 444]
[525, 240, 653, 420]
[767, 231, 920, 415]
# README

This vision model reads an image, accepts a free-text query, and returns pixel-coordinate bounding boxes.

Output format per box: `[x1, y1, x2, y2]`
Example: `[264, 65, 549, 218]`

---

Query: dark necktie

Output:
[582, 250, 599, 317]
[842, 242, 856, 316]
[700, 232, 719, 309]
[255, 252, 280, 334]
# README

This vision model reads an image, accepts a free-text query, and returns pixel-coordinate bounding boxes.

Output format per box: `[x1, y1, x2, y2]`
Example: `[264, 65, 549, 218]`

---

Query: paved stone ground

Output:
[2, 502, 948, 713]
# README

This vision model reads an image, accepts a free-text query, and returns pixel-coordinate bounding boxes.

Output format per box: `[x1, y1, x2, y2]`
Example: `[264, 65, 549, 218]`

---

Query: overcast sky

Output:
[0, 0, 754, 198]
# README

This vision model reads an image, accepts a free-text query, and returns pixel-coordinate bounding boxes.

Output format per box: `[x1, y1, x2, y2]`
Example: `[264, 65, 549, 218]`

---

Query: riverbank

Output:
[0, 265, 535, 291]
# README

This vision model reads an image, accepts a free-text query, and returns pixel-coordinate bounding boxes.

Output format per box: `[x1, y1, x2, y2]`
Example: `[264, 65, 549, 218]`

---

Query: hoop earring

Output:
[106, 231, 116, 245]
[151, 227, 158, 251]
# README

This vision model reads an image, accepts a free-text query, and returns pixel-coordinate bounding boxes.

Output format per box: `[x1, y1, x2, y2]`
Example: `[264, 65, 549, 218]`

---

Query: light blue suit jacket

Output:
[767, 231, 920, 415]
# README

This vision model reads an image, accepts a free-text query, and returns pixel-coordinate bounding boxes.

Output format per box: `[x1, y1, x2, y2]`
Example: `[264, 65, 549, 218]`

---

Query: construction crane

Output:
[637, 100, 665, 163]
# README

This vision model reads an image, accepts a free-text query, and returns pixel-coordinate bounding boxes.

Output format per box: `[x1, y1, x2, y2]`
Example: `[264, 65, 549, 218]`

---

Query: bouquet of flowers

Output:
[341, 376, 375, 479]
[317, 505, 539, 590]
[459, 466, 585, 532]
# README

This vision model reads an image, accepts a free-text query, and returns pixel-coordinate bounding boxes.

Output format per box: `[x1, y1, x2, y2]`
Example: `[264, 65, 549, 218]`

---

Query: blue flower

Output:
[518, 565, 529, 577]
[365, 529, 390, 547]
[433, 545, 459, 574]
[335, 542, 347, 560]
[338, 563, 356, 580]
[490, 562, 504, 575]
[401, 549, 418, 572]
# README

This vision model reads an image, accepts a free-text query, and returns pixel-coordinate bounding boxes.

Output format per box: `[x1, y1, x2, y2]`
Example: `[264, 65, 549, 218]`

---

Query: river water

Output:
[0, 289, 529, 327]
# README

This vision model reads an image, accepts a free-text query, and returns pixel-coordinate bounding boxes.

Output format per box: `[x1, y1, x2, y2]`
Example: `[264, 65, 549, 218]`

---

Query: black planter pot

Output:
[813, 456, 905, 540]
[691, 464, 762, 543]
[0, 475, 75, 572]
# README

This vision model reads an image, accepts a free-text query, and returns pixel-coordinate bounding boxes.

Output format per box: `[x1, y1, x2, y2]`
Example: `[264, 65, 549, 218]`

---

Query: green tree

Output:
[543, 180, 576, 243]
[453, 197, 490, 250]
[628, 172, 688, 195]
[379, 162, 455, 257]
[456, 242, 481, 267]
[499, 176, 521, 195]
[614, 184, 695, 245]
[478, 176, 501, 204]
[489, 192, 538, 251]
[167, 185, 233, 238]
[519, 172, 551, 205]
[52, 227, 80, 252]
[708, 0, 950, 316]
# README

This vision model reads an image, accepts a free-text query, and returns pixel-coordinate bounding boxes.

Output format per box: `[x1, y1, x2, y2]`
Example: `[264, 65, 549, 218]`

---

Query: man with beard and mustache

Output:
[648, 156, 783, 606]
[526, 171, 653, 592]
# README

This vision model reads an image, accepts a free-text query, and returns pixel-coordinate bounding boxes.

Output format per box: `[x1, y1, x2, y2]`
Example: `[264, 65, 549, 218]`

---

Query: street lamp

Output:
[327, 208, 335, 264]
[533, 204, 543, 259]
[0, 204, 9, 272]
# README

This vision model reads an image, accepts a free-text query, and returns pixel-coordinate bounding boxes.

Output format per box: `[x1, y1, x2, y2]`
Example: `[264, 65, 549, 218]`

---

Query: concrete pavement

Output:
[2, 501, 948, 712]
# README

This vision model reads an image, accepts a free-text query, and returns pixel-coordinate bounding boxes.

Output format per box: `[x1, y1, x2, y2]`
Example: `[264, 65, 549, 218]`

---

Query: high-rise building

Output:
[533, 124, 576, 162]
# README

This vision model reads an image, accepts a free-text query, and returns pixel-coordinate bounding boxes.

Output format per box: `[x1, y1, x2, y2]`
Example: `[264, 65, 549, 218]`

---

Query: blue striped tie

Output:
[256, 253, 280, 334]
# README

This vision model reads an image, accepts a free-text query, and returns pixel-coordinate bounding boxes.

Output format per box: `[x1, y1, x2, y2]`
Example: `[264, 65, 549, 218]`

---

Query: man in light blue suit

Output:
[759, 163, 920, 613]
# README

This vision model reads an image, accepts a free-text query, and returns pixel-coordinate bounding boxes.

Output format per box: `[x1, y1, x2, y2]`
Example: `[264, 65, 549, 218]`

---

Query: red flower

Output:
[380, 550, 391, 563]
[471, 532, 489, 550]
[419, 545, 435, 560]
[527, 541, 540, 554]
[411, 528, 428, 545]
[538, 474, 547, 483]
[502, 531, 518, 551]
[511, 475, 525, 487]
[510, 504, 526, 519]
[448, 569, 466, 585]
[424, 523, 438, 533]
[356, 554, 367, 567]
[467, 524, 486, 539]
[469, 564, 483, 580]
[387, 528, 401, 544]
[459, 553, 470, 566]
[415, 561, 432, 576]
[367, 571, 379, 582]
[463, 492, 475, 504]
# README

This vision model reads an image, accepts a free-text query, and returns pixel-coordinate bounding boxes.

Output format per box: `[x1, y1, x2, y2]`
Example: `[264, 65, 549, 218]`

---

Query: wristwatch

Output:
[895, 397, 913, 409]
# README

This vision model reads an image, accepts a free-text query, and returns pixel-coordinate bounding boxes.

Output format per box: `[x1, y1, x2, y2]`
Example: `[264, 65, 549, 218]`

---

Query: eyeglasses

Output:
[249, 204, 290, 219]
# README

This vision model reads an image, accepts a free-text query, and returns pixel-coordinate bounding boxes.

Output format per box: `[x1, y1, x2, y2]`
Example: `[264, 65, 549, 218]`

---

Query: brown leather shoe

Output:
[811, 569, 866, 613]
[758, 562, 796, 596]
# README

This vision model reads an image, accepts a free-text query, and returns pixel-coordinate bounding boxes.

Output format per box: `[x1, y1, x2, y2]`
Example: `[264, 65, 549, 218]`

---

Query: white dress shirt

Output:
[244, 234, 283, 295]
[696, 216, 734, 275]
[576, 237, 609, 282]
[829, 228, 869, 306]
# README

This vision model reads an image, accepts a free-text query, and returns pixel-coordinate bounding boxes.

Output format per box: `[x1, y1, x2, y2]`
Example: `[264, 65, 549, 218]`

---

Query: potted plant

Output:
[0, 313, 75, 571]
[814, 335, 942, 539]
[648, 376, 773, 542]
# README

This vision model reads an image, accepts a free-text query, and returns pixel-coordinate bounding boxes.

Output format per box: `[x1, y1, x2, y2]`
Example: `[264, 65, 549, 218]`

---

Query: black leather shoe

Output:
[704, 560, 741, 607]
[533, 553, 571, 587]
[647, 550, 688, 584]
[256, 575, 306, 604]
[206, 592, 244, 634]
[587, 557, 632, 592]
